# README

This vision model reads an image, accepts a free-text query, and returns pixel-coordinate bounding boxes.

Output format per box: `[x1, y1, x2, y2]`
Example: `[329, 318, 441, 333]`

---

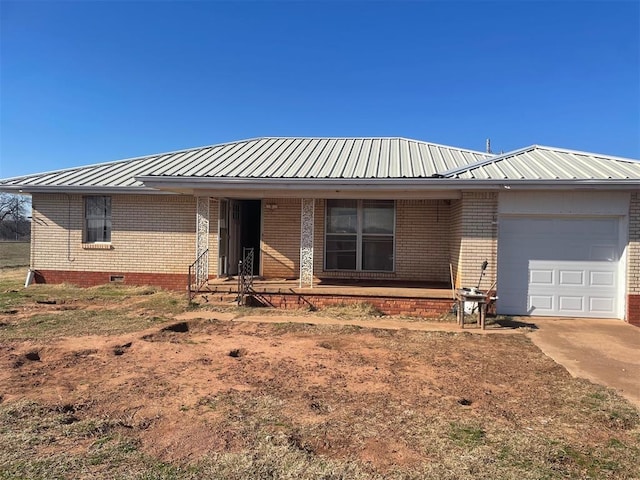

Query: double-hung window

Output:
[325, 199, 394, 271]
[85, 196, 111, 243]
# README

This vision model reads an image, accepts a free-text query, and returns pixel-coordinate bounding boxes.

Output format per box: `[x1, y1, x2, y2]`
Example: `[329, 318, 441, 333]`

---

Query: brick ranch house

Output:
[1, 137, 639, 325]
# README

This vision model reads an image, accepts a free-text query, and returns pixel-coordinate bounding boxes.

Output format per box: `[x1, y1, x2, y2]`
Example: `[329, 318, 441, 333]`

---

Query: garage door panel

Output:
[530, 269, 554, 285]
[590, 271, 614, 287]
[559, 270, 584, 286]
[530, 295, 553, 311]
[590, 297, 615, 312]
[498, 217, 620, 319]
[558, 296, 583, 311]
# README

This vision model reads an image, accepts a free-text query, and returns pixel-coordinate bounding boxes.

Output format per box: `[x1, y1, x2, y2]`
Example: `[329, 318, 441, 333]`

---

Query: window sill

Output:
[82, 243, 113, 250]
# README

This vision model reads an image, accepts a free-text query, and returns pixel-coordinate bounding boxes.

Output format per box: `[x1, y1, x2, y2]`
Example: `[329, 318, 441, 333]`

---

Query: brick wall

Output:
[208, 198, 219, 277]
[261, 198, 301, 278]
[315, 198, 398, 281]
[455, 192, 498, 289]
[312, 199, 453, 283]
[29, 192, 497, 292]
[34, 270, 188, 291]
[449, 199, 463, 288]
[395, 199, 451, 282]
[249, 292, 452, 316]
[628, 191, 640, 325]
[31, 193, 197, 276]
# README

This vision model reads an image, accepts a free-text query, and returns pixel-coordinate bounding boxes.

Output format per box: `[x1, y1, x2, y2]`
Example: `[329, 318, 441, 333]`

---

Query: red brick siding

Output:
[249, 292, 452, 316]
[34, 269, 188, 291]
[627, 295, 640, 326]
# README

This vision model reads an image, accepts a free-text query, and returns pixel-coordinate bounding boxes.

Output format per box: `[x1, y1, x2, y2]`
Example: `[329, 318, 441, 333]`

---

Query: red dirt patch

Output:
[0, 316, 635, 471]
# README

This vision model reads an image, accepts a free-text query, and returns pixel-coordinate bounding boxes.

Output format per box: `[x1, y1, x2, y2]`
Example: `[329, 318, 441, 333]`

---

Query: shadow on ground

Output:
[492, 317, 538, 330]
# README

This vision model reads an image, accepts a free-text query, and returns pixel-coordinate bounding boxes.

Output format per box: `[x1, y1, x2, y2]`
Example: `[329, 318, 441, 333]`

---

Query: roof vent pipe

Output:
[486, 138, 492, 154]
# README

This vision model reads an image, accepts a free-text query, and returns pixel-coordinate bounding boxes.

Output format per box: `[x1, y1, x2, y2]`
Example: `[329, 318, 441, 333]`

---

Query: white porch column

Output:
[195, 196, 210, 286]
[299, 198, 315, 288]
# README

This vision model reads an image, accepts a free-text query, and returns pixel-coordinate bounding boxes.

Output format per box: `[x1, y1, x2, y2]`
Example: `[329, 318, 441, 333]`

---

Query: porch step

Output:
[190, 292, 239, 305]
[189, 280, 454, 317]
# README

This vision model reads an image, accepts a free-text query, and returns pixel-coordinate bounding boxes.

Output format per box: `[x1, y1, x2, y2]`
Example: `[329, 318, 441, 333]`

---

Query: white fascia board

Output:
[137, 176, 461, 190]
[0, 185, 172, 195]
[137, 176, 640, 191]
[151, 188, 463, 200]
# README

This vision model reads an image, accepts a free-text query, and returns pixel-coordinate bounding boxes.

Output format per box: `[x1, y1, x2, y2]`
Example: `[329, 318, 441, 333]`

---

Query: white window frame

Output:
[84, 196, 112, 243]
[324, 199, 396, 272]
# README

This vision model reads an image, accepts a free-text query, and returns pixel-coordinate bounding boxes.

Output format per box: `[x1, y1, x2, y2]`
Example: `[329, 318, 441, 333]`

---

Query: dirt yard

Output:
[0, 269, 639, 479]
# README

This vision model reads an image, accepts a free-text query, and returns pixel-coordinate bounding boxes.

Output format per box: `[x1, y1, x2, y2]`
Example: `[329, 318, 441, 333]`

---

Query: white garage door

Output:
[497, 217, 621, 318]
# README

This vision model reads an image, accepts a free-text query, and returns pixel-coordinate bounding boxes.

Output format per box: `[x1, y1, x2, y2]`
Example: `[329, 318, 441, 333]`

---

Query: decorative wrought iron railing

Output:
[237, 247, 254, 306]
[187, 248, 209, 301]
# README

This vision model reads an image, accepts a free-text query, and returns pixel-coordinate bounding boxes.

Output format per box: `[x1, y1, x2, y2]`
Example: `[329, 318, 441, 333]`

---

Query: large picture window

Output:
[85, 196, 111, 243]
[325, 199, 394, 271]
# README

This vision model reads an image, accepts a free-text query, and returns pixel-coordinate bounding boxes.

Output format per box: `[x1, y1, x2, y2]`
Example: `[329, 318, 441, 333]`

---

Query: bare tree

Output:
[0, 193, 31, 240]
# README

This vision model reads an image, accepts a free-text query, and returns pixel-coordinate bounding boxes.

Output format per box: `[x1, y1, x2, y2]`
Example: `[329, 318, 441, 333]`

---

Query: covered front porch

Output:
[181, 187, 497, 316]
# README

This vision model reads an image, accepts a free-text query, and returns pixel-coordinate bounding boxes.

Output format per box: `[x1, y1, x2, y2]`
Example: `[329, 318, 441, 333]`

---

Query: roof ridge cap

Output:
[258, 136, 492, 155]
[530, 145, 640, 162]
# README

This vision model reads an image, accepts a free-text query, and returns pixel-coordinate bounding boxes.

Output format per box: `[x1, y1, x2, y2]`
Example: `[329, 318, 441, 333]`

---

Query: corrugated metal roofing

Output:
[2, 139, 639, 193]
[0, 137, 491, 190]
[444, 145, 640, 180]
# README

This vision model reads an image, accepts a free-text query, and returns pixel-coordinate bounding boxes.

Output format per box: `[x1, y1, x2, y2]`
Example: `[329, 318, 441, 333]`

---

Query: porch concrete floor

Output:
[204, 278, 454, 299]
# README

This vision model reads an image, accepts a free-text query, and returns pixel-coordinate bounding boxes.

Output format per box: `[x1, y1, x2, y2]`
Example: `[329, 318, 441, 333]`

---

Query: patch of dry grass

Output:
[0, 242, 29, 268]
[4, 386, 637, 480]
[0, 267, 189, 339]
[0, 399, 373, 480]
[316, 301, 384, 318]
[0, 309, 171, 339]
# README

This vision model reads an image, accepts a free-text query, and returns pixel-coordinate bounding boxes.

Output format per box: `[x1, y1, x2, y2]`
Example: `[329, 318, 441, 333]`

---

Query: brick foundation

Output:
[33, 270, 188, 291]
[627, 295, 640, 326]
[248, 292, 453, 317]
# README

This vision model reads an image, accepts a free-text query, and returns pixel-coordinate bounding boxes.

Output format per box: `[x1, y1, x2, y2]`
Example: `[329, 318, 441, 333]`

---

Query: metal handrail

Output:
[237, 247, 254, 305]
[187, 248, 209, 301]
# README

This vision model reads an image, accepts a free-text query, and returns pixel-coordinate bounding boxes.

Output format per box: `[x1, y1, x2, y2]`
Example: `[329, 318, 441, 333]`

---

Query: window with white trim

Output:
[84, 196, 111, 243]
[325, 199, 394, 271]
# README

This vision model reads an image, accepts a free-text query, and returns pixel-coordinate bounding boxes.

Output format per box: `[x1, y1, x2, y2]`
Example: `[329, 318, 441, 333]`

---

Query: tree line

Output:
[0, 193, 31, 241]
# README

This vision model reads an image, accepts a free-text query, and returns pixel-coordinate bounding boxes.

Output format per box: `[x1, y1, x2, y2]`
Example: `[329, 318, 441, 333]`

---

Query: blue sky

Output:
[1, 1, 638, 179]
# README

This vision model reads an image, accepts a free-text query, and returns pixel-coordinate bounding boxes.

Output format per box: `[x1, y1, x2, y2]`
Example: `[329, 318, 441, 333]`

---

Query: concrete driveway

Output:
[527, 318, 640, 408]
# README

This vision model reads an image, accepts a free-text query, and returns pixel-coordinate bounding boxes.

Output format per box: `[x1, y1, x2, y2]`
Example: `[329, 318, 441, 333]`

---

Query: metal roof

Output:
[0, 137, 491, 192]
[1, 139, 638, 194]
[444, 145, 640, 180]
